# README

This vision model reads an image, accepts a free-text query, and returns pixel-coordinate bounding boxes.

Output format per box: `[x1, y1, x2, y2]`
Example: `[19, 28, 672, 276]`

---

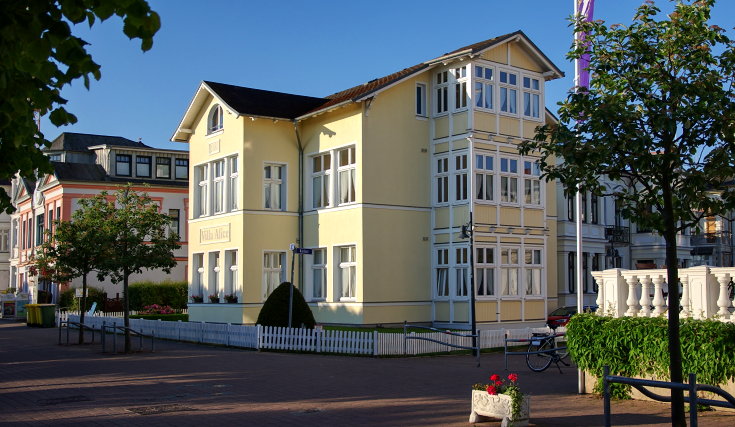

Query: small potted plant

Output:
[191, 295, 203, 303]
[208, 294, 220, 303]
[470, 373, 529, 426]
[224, 294, 238, 303]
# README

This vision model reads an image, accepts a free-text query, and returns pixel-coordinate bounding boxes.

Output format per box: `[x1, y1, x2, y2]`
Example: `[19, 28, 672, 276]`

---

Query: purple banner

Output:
[577, 0, 595, 89]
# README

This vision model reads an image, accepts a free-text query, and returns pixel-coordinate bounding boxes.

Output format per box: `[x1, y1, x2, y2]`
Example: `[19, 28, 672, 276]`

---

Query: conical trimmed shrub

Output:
[256, 282, 316, 329]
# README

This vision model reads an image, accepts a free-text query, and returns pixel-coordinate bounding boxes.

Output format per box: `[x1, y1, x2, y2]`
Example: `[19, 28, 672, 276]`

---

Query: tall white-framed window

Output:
[116, 154, 132, 176]
[524, 248, 542, 296]
[500, 247, 520, 296]
[337, 147, 356, 205]
[475, 153, 494, 202]
[0, 229, 8, 252]
[225, 249, 238, 298]
[264, 164, 284, 210]
[522, 75, 541, 119]
[454, 153, 468, 201]
[435, 70, 449, 115]
[136, 156, 151, 178]
[208, 104, 223, 134]
[311, 248, 327, 301]
[209, 251, 220, 300]
[196, 164, 209, 218]
[523, 160, 541, 205]
[435, 247, 449, 297]
[168, 209, 180, 238]
[475, 247, 495, 297]
[337, 245, 356, 300]
[311, 153, 331, 209]
[175, 159, 189, 180]
[213, 159, 225, 214]
[500, 157, 519, 203]
[435, 156, 449, 204]
[474, 65, 494, 110]
[453, 66, 468, 111]
[263, 251, 285, 299]
[416, 83, 427, 117]
[229, 156, 238, 210]
[11, 219, 18, 250]
[193, 253, 204, 299]
[455, 247, 469, 297]
[499, 70, 518, 114]
[156, 157, 171, 179]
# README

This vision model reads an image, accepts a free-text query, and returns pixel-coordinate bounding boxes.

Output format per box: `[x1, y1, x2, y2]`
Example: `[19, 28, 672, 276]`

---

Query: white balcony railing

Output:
[592, 266, 735, 321]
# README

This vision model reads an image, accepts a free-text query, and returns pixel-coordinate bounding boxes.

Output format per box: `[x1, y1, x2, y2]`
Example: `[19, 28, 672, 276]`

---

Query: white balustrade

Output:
[638, 276, 653, 317]
[623, 273, 640, 317]
[651, 273, 668, 316]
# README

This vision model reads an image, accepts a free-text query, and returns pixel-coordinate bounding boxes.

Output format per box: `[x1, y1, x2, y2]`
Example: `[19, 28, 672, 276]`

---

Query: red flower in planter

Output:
[486, 385, 498, 395]
[508, 373, 518, 383]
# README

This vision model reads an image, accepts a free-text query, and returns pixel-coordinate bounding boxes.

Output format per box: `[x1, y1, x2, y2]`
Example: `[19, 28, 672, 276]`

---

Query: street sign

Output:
[295, 248, 313, 255]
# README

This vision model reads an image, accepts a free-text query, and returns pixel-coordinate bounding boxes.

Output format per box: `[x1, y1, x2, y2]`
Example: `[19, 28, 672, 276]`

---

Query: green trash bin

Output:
[38, 304, 56, 328]
[26, 304, 39, 326]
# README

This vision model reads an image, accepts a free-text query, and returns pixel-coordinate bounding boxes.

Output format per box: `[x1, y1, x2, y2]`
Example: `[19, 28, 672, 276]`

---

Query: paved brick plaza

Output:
[1, 320, 732, 426]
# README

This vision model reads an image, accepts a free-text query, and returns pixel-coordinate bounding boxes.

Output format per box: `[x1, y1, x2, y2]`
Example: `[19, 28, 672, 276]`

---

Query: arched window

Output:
[208, 104, 223, 134]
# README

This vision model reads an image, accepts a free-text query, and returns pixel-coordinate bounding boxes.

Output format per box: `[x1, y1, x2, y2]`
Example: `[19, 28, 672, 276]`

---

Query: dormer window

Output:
[208, 104, 223, 134]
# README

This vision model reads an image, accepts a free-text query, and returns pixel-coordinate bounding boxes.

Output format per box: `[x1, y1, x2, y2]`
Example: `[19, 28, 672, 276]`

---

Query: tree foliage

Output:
[0, 0, 160, 213]
[519, 1, 735, 424]
[257, 282, 316, 329]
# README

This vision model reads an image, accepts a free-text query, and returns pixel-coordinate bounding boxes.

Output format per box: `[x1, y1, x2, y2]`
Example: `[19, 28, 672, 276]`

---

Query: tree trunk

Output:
[123, 269, 131, 353]
[662, 189, 685, 426]
[79, 272, 87, 345]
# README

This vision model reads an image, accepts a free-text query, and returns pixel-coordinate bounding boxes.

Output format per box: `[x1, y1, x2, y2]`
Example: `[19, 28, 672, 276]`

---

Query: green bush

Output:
[128, 280, 188, 310]
[567, 314, 735, 398]
[256, 282, 315, 328]
[58, 286, 107, 311]
[129, 314, 188, 321]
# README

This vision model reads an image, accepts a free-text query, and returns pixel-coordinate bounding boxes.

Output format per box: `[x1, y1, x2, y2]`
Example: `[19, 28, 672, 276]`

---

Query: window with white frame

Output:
[193, 253, 204, 298]
[337, 147, 355, 205]
[225, 250, 238, 298]
[500, 157, 519, 203]
[229, 156, 238, 210]
[136, 156, 151, 178]
[168, 209, 180, 239]
[311, 248, 327, 300]
[156, 157, 171, 179]
[264, 164, 284, 210]
[116, 154, 132, 176]
[209, 251, 220, 299]
[337, 246, 356, 300]
[175, 159, 189, 180]
[435, 70, 449, 114]
[475, 247, 495, 297]
[523, 160, 541, 205]
[263, 252, 285, 299]
[455, 247, 469, 297]
[196, 164, 209, 217]
[475, 154, 494, 201]
[208, 104, 223, 134]
[499, 70, 518, 114]
[0, 229, 8, 252]
[436, 247, 449, 297]
[500, 247, 520, 296]
[416, 83, 427, 117]
[522, 75, 541, 119]
[11, 219, 17, 250]
[525, 248, 542, 296]
[436, 156, 449, 204]
[311, 153, 331, 209]
[474, 65, 494, 110]
[453, 66, 468, 110]
[213, 159, 225, 214]
[454, 154, 468, 201]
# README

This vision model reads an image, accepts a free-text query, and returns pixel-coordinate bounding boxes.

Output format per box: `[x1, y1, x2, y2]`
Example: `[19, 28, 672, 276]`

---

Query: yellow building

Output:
[172, 30, 563, 328]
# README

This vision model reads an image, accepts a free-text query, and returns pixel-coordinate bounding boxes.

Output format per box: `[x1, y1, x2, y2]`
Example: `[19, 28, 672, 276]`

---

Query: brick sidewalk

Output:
[0, 320, 732, 426]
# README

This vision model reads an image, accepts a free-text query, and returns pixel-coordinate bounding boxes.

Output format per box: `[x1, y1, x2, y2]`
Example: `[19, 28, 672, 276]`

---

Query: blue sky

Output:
[42, 0, 735, 150]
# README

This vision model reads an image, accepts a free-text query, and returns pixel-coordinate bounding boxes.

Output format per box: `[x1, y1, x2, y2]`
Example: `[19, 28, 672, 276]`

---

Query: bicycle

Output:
[525, 331, 570, 373]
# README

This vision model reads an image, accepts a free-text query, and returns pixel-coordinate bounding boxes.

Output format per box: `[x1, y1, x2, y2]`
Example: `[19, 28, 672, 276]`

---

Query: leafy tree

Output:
[0, 0, 160, 213]
[257, 282, 316, 329]
[87, 184, 180, 352]
[35, 202, 108, 344]
[520, 1, 735, 424]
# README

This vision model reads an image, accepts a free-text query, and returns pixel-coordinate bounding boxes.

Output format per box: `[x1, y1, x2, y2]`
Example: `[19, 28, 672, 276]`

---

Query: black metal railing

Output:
[690, 231, 732, 246]
[605, 226, 630, 244]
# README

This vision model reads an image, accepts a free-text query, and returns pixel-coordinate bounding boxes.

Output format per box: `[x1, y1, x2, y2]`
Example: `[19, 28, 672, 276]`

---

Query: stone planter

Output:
[469, 390, 530, 426]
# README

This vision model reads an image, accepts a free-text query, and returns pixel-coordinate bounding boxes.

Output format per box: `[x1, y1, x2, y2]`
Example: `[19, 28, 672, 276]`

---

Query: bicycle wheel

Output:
[554, 336, 570, 362]
[526, 338, 554, 372]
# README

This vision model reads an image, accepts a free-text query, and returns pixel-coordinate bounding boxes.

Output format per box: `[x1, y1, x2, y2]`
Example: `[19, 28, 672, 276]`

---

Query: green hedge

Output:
[567, 314, 735, 398]
[129, 314, 188, 321]
[59, 287, 107, 311]
[257, 282, 316, 328]
[128, 280, 188, 310]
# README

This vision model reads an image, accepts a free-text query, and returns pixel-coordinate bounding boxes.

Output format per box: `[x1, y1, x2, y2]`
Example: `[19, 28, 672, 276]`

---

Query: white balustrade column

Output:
[715, 273, 732, 320]
[592, 272, 604, 312]
[603, 269, 628, 317]
[624, 275, 640, 317]
[651, 275, 667, 316]
[638, 276, 653, 317]
[680, 274, 691, 318]
[687, 266, 718, 320]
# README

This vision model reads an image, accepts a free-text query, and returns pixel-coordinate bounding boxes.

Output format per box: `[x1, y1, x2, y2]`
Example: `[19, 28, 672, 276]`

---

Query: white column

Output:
[715, 273, 732, 319]
[651, 274, 667, 316]
[592, 271, 604, 311]
[638, 276, 653, 317]
[624, 274, 640, 317]
[680, 273, 691, 318]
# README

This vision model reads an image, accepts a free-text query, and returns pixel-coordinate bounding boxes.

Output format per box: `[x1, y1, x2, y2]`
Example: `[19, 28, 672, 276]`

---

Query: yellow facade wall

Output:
[474, 205, 496, 225]
[474, 112, 496, 134]
[434, 302, 450, 322]
[475, 300, 498, 323]
[499, 116, 518, 136]
[363, 304, 432, 325]
[501, 301, 522, 321]
[453, 111, 469, 135]
[435, 116, 449, 139]
[524, 300, 545, 320]
[524, 209, 544, 227]
[499, 207, 521, 226]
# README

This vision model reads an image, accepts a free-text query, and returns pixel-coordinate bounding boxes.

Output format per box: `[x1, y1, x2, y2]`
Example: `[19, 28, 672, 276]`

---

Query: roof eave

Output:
[171, 81, 241, 143]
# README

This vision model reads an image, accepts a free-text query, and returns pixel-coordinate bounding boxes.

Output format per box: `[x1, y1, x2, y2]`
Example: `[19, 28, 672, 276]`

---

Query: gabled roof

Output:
[205, 81, 327, 120]
[47, 132, 150, 152]
[51, 162, 107, 182]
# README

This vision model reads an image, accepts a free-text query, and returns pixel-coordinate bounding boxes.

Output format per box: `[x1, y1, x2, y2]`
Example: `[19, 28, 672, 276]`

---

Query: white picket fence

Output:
[63, 314, 560, 357]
